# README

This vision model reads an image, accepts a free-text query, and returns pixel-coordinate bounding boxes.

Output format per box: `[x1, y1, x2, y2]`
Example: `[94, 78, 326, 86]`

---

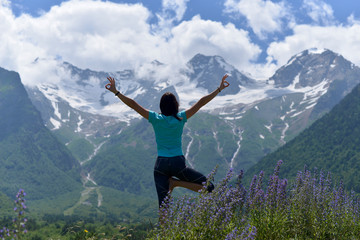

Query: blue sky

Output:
[1, 0, 360, 85]
[10, 0, 360, 23]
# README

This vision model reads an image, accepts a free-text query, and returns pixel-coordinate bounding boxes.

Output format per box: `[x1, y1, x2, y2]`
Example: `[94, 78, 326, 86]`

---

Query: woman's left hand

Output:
[105, 77, 118, 94]
[219, 74, 230, 91]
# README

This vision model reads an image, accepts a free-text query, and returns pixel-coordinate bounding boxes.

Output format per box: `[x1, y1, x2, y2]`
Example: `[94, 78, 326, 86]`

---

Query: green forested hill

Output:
[85, 118, 158, 198]
[0, 192, 13, 217]
[0, 67, 82, 201]
[245, 83, 360, 191]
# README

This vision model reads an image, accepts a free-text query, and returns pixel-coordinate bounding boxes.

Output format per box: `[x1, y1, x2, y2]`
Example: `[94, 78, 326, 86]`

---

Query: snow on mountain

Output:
[270, 48, 352, 88]
[25, 49, 360, 139]
[20, 48, 360, 208]
[185, 53, 255, 95]
[25, 54, 249, 126]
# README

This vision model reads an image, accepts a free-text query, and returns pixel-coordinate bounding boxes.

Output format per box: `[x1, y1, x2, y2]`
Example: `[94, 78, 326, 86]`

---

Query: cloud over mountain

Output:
[0, 0, 360, 85]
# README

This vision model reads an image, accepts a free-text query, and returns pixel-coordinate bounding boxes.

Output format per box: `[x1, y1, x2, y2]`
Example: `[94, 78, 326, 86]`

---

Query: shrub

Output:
[148, 161, 360, 240]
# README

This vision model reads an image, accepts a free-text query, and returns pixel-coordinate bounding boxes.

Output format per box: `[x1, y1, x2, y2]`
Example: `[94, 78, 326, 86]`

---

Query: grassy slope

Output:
[245, 83, 360, 191]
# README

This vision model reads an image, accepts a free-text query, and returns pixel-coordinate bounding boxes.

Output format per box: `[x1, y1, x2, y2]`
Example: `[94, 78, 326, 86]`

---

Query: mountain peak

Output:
[189, 53, 212, 63]
[186, 53, 254, 94]
[307, 47, 328, 55]
[187, 53, 227, 70]
[283, 48, 335, 70]
[270, 48, 354, 88]
[150, 60, 164, 66]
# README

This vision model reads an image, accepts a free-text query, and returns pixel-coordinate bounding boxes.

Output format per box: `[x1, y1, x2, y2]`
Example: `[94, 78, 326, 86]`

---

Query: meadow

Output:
[150, 160, 360, 239]
[2, 160, 360, 239]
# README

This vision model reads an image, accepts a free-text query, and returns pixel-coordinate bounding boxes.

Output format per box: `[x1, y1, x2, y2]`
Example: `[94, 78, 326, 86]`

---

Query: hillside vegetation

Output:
[0, 67, 82, 203]
[245, 83, 360, 191]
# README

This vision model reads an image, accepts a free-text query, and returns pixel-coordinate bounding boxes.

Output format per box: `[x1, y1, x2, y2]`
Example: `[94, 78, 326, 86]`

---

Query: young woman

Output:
[105, 74, 230, 207]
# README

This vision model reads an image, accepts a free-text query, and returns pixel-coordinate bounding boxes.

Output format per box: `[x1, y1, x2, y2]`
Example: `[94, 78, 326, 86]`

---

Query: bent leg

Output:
[175, 167, 214, 193]
[169, 177, 203, 192]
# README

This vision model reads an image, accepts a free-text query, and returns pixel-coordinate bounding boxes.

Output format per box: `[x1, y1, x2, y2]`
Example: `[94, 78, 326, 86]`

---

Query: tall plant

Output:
[148, 161, 360, 240]
[0, 189, 28, 240]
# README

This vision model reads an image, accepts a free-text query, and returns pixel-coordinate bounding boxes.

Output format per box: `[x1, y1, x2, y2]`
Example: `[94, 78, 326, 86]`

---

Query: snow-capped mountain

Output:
[268, 48, 360, 120]
[186, 54, 256, 95]
[27, 49, 360, 169]
[270, 48, 356, 88]
[17, 48, 360, 216]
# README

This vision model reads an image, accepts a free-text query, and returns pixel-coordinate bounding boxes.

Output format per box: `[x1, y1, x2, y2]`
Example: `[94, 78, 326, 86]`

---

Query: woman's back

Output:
[148, 110, 187, 157]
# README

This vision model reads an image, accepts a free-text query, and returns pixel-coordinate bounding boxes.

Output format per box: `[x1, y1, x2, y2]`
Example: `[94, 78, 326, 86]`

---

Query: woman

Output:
[105, 74, 230, 208]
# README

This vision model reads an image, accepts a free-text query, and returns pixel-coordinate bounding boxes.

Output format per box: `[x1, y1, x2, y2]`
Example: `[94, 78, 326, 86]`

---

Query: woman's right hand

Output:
[219, 74, 230, 91]
[105, 77, 118, 94]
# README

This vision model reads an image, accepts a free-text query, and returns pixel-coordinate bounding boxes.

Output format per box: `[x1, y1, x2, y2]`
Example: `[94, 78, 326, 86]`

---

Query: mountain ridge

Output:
[0, 67, 82, 201]
[2, 47, 360, 219]
[244, 82, 360, 191]
[22, 48, 360, 174]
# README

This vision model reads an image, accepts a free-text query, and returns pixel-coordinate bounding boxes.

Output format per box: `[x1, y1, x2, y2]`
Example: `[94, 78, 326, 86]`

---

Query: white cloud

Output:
[136, 15, 263, 84]
[167, 16, 261, 71]
[161, 0, 189, 22]
[18, 1, 161, 70]
[155, 0, 190, 38]
[0, 0, 165, 85]
[348, 14, 360, 25]
[302, 0, 335, 25]
[0, 0, 262, 86]
[224, 0, 291, 38]
[267, 23, 360, 71]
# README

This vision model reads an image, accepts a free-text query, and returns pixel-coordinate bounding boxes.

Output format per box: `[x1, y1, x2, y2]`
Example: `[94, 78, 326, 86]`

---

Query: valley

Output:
[1, 48, 360, 221]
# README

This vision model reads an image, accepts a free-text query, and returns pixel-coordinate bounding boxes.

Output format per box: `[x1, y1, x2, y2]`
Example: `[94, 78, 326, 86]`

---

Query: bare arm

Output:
[105, 77, 149, 120]
[186, 74, 230, 119]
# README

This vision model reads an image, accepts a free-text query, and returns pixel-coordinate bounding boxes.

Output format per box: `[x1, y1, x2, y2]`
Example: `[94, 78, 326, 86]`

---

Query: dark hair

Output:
[160, 92, 181, 121]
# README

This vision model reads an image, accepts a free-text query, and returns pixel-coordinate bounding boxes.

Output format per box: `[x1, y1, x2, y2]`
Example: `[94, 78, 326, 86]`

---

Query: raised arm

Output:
[105, 77, 149, 120]
[186, 74, 230, 119]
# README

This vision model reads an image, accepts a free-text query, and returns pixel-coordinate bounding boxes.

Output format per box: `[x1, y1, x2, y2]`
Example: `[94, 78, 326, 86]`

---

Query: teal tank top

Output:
[148, 110, 187, 157]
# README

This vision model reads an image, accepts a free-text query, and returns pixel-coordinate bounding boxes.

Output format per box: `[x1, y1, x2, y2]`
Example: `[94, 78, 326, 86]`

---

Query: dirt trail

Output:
[64, 141, 104, 215]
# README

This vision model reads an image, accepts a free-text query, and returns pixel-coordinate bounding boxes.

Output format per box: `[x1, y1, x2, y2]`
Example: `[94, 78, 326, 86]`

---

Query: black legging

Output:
[153, 155, 214, 207]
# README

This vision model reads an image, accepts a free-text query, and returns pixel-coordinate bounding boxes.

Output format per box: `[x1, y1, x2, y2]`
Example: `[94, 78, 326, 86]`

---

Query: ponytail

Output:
[160, 92, 181, 121]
